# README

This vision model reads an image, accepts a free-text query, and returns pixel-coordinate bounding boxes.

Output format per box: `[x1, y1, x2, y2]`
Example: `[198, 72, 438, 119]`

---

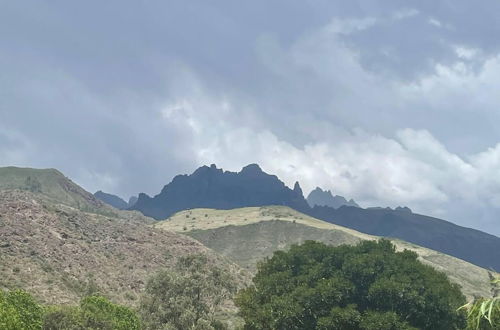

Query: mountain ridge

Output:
[131, 163, 310, 219]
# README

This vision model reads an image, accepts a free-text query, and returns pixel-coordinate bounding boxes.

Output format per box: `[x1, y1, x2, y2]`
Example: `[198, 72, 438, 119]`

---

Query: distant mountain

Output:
[307, 187, 359, 208]
[132, 163, 500, 271]
[94, 190, 128, 209]
[128, 195, 138, 208]
[131, 164, 310, 219]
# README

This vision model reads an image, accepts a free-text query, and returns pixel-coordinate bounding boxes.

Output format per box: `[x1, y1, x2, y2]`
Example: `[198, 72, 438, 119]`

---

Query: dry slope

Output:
[0, 190, 249, 308]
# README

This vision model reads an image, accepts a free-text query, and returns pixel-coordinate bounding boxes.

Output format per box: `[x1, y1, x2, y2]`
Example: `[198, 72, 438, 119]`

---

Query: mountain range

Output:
[130, 164, 500, 271]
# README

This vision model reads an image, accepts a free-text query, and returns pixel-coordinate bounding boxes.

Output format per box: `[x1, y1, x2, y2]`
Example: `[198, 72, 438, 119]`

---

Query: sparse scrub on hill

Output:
[236, 239, 467, 330]
[139, 254, 238, 330]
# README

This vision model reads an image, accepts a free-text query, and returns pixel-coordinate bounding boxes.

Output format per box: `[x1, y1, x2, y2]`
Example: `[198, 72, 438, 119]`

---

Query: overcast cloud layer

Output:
[2, 1, 500, 235]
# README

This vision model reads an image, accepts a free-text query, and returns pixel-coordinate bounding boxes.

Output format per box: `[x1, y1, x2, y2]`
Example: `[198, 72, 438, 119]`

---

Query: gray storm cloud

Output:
[1, 1, 500, 235]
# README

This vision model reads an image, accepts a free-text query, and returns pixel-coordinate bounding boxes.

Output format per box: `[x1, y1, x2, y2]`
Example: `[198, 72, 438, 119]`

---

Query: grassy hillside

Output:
[155, 206, 498, 300]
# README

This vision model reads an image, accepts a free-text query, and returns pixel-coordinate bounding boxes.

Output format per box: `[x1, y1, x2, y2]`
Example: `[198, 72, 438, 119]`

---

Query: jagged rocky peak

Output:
[293, 181, 303, 195]
[395, 206, 412, 213]
[192, 163, 223, 176]
[240, 163, 263, 175]
[307, 186, 360, 209]
[131, 163, 311, 220]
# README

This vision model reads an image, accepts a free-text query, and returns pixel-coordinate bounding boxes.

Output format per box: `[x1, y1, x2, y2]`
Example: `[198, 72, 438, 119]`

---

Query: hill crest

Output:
[155, 205, 498, 300]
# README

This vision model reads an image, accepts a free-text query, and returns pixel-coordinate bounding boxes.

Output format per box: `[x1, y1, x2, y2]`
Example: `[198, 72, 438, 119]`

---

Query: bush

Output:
[139, 254, 237, 330]
[236, 239, 467, 330]
[0, 289, 43, 330]
[43, 295, 141, 330]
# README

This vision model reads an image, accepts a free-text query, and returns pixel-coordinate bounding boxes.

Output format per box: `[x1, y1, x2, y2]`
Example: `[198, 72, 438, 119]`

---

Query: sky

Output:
[2, 1, 500, 236]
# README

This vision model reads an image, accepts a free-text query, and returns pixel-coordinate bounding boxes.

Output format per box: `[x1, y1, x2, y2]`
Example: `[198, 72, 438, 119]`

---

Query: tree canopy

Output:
[139, 254, 238, 330]
[236, 239, 467, 330]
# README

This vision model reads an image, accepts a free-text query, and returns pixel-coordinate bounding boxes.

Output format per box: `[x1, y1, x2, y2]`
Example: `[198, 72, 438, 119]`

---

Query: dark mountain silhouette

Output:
[131, 164, 310, 219]
[94, 190, 128, 210]
[307, 187, 359, 208]
[132, 163, 500, 271]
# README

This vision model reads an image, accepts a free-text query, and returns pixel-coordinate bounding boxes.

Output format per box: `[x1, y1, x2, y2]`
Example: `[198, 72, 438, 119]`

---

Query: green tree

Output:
[0, 289, 43, 330]
[236, 240, 467, 330]
[139, 254, 237, 330]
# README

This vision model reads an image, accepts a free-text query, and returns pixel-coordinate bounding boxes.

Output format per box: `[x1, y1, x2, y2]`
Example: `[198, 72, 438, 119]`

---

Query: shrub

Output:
[236, 239, 467, 330]
[43, 295, 140, 330]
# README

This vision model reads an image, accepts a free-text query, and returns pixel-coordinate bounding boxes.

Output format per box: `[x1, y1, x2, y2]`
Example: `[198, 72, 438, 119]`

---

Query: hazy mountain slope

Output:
[128, 195, 138, 208]
[132, 164, 310, 219]
[94, 190, 128, 209]
[155, 206, 498, 300]
[307, 187, 359, 208]
[310, 205, 500, 271]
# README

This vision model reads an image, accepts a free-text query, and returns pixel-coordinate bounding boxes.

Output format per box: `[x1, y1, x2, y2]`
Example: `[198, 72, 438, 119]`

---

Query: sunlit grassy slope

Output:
[155, 205, 498, 300]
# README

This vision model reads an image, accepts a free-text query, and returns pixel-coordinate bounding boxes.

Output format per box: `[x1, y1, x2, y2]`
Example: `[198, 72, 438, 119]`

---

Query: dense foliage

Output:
[0, 289, 140, 330]
[236, 239, 467, 330]
[139, 254, 237, 330]
[0, 289, 44, 330]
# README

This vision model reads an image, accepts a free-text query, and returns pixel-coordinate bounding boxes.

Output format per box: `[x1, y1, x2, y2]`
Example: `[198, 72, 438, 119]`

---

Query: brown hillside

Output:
[0, 190, 249, 307]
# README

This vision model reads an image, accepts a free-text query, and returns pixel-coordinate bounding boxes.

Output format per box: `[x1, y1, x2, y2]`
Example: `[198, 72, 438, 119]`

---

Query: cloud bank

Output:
[1, 1, 500, 235]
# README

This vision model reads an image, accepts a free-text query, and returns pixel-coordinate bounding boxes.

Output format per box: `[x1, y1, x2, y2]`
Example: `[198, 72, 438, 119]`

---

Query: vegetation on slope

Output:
[236, 240, 467, 330]
[157, 206, 496, 300]
[1, 255, 243, 330]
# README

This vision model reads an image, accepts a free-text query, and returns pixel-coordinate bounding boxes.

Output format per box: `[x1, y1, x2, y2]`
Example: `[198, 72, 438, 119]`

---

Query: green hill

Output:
[0, 166, 154, 223]
[0, 166, 105, 211]
[155, 206, 498, 300]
